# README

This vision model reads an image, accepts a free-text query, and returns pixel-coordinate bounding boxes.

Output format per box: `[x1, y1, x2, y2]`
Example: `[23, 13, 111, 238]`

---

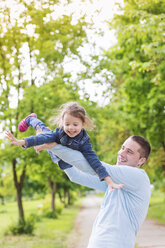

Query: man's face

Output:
[117, 137, 146, 168]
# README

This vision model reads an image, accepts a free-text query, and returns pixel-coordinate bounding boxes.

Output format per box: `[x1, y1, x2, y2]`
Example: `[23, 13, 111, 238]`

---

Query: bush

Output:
[39, 197, 64, 219]
[8, 214, 36, 235]
[43, 210, 58, 219]
[42, 205, 63, 219]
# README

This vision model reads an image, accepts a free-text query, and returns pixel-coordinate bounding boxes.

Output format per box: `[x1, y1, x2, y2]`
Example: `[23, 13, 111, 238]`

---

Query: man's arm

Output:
[65, 167, 107, 192]
[49, 145, 108, 191]
[102, 162, 150, 192]
[50, 145, 150, 193]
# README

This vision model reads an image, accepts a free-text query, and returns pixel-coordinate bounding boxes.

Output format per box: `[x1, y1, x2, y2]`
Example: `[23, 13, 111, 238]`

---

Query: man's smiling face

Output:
[117, 137, 146, 168]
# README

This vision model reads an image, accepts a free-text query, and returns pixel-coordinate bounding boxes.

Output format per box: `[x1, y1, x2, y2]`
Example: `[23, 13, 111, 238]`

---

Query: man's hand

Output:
[5, 130, 26, 146]
[36, 125, 43, 135]
[34, 144, 46, 154]
[34, 125, 57, 154]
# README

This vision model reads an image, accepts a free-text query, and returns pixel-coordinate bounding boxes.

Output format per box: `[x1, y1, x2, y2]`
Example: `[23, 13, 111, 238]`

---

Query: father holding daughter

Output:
[5, 102, 151, 248]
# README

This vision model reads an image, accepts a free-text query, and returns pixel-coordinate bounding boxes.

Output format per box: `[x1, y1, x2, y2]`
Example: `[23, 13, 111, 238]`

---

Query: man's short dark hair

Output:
[130, 135, 151, 160]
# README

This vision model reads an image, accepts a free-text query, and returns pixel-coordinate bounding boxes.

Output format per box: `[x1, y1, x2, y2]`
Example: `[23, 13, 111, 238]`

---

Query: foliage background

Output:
[0, 0, 164, 233]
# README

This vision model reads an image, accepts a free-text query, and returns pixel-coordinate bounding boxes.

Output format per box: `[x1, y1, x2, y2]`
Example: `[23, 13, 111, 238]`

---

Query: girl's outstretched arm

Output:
[5, 130, 26, 146]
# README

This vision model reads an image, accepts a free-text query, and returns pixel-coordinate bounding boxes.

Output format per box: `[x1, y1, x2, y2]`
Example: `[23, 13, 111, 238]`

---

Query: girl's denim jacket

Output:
[24, 128, 109, 181]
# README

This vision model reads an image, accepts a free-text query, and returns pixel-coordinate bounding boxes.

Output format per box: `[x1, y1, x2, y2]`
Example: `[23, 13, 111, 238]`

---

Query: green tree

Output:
[0, 163, 15, 204]
[0, 0, 90, 226]
[97, 0, 165, 184]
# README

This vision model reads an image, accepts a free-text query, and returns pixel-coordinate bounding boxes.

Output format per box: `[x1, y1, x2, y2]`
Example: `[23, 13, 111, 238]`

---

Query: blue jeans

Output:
[26, 116, 51, 133]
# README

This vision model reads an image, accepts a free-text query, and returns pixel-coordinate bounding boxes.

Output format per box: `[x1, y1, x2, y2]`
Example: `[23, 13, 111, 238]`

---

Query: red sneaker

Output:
[18, 113, 37, 132]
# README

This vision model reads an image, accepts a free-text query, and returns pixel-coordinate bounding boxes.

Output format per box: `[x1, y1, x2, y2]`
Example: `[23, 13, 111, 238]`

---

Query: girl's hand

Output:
[5, 130, 26, 146]
[104, 176, 124, 192]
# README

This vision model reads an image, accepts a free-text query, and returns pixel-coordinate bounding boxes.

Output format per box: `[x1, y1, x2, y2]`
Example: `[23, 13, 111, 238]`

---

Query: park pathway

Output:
[67, 194, 165, 248]
[67, 194, 102, 248]
[136, 218, 165, 248]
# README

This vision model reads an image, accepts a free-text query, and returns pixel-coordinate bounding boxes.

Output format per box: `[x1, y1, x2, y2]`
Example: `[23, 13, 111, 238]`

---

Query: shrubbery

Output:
[8, 214, 36, 235]
[41, 201, 64, 219]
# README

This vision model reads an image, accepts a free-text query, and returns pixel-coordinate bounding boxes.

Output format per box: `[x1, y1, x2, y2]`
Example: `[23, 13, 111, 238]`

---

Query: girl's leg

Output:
[19, 113, 52, 133]
[19, 114, 59, 162]
[50, 145, 96, 175]
[26, 116, 51, 132]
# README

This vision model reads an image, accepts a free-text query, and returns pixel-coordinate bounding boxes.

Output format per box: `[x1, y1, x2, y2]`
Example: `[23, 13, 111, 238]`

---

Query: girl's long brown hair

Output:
[50, 102, 95, 130]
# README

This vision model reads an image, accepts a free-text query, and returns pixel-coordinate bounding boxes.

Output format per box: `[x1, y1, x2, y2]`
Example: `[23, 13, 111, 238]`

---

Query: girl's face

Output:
[63, 113, 84, 138]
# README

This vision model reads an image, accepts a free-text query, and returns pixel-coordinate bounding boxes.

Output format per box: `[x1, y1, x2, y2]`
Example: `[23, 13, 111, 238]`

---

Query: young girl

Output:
[5, 102, 123, 191]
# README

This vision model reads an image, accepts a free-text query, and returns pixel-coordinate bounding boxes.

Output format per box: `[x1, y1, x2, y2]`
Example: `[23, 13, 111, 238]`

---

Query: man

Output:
[46, 134, 151, 248]
[5, 129, 151, 248]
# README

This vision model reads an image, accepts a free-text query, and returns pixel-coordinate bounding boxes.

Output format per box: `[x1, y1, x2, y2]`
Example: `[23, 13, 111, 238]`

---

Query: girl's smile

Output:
[63, 113, 84, 138]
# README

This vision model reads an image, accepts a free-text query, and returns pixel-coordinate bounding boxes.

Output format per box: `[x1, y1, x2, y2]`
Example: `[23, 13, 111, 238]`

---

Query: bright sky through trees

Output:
[5, 0, 122, 105]
[0, 0, 122, 137]
[57, 0, 122, 104]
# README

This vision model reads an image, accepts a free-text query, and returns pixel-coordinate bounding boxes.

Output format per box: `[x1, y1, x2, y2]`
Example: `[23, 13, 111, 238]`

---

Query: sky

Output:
[51, 0, 122, 104]
[6, 0, 122, 105]
[0, 0, 122, 137]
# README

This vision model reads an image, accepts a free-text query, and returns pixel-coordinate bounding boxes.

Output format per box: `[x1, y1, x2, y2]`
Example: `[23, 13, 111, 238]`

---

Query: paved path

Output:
[67, 194, 102, 248]
[67, 195, 165, 248]
[136, 218, 165, 248]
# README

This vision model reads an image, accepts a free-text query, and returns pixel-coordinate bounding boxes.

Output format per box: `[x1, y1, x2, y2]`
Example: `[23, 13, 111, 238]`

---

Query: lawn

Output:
[147, 189, 165, 224]
[0, 198, 81, 248]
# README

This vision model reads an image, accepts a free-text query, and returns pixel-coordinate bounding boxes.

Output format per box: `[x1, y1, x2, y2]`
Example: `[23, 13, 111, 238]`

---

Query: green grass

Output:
[147, 189, 165, 224]
[0, 198, 81, 248]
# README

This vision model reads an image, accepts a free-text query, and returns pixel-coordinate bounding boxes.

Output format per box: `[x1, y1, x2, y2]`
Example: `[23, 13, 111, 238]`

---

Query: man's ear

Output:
[138, 157, 146, 167]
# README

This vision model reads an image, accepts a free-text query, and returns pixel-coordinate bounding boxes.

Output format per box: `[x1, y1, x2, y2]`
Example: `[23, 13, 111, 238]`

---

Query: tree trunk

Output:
[51, 181, 57, 211]
[16, 186, 25, 223]
[48, 177, 57, 211]
[12, 158, 26, 223]
[0, 196, 5, 205]
[162, 141, 165, 152]
[64, 188, 67, 207]
[58, 191, 65, 205]
[67, 190, 71, 205]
